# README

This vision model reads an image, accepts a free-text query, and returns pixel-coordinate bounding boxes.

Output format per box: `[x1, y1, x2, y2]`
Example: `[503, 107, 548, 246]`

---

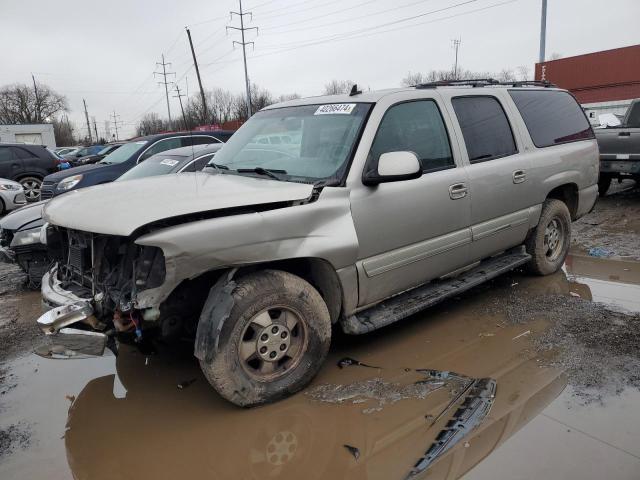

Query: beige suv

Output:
[36, 81, 598, 406]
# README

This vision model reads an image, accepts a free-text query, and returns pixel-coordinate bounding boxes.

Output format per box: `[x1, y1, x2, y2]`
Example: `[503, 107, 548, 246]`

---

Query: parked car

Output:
[70, 143, 124, 167]
[0, 143, 224, 287]
[0, 178, 27, 215]
[0, 143, 59, 201]
[594, 99, 640, 195]
[61, 145, 105, 161]
[55, 147, 80, 156]
[35, 82, 598, 407]
[40, 131, 234, 200]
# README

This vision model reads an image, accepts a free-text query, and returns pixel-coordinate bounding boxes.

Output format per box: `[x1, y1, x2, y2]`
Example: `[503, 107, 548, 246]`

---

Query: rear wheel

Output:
[18, 176, 42, 202]
[598, 174, 612, 196]
[199, 269, 331, 407]
[525, 199, 571, 276]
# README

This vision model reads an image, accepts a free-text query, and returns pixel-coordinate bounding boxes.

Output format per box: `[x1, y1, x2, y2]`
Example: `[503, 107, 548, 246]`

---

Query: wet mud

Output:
[1, 190, 640, 478]
[572, 179, 640, 259]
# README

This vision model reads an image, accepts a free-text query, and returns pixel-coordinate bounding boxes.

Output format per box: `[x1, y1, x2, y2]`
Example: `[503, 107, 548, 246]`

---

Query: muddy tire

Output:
[525, 199, 571, 276]
[199, 269, 331, 407]
[598, 174, 612, 197]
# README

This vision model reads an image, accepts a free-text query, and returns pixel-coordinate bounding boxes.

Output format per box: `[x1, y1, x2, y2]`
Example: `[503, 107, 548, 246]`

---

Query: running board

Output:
[341, 248, 531, 335]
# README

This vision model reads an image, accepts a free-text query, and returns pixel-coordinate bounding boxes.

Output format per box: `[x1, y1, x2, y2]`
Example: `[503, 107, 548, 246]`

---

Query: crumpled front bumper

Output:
[0, 245, 15, 263]
[36, 265, 109, 357]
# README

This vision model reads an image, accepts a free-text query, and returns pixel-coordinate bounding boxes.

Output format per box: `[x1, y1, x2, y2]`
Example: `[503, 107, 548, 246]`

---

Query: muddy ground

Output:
[0, 182, 639, 479]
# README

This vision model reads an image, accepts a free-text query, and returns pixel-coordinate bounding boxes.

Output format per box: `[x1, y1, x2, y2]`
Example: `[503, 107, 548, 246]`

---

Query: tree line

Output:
[0, 62, 539, 144]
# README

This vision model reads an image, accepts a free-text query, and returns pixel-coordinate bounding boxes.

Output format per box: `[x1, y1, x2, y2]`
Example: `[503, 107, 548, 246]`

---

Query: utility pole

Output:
[155, 54, 176, 125]
[539, 0, 547, 63]
[452, 38, 461, 80]
[83, 99, 93, 143]
[110, 111, 122, 141]
[228, 0, 258, 119]
[31, 74, 40, 122]
[92, 117, 99, 143]
[186, 28, 208, 124]
[173, 84, 188, 131]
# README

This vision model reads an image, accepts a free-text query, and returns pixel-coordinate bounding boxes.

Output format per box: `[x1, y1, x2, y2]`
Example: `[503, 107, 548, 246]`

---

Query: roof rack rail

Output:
[414, 79, 557, 89]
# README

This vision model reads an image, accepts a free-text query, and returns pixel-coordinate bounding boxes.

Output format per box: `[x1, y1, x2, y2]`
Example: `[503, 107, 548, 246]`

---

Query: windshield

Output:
[116, 155, 186, 182]
[97, 145, 116, 155]
[99, 141, 148, 164]
[211, 103, 371, 183]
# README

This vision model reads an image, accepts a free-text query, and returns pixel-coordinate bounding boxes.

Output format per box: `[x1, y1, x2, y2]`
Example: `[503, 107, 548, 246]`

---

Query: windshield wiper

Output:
[237, 167, 287, 181]
[204, 163, 229, 172]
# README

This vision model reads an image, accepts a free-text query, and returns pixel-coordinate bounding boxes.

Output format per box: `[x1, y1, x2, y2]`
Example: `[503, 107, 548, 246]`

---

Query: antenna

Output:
[227, 0, 258, 119]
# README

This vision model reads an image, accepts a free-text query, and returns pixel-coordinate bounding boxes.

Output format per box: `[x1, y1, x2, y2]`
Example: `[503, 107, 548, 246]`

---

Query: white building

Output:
[0, 124, 56, 148]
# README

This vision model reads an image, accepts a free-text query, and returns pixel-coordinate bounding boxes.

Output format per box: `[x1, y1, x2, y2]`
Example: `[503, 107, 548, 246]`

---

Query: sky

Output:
[1, 0, 638, 140]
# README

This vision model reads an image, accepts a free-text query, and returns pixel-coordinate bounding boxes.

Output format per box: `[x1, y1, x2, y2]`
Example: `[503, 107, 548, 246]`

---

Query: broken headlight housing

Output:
[10, 227, 43, 247]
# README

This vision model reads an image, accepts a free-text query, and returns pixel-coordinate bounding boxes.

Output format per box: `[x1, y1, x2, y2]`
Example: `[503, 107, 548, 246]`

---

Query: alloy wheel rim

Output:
[544, 217, 564, 261]
[239, 306, 308, 381]
[21, 180, 41, 200]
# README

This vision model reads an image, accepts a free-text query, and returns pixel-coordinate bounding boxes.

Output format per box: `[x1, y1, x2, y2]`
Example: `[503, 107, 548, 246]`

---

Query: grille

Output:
[0, 228, 13, 248]
[68, 245, 86, 271]
[40, 181, 55, 200]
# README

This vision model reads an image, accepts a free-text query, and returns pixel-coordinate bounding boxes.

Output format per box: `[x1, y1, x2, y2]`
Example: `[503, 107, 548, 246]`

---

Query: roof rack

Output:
[414, 79, 556, 89]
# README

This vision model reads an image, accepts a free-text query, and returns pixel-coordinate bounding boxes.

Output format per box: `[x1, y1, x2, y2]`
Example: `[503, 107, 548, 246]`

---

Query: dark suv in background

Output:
[0, 144, 59, 201]
[40, 130, 234, 199]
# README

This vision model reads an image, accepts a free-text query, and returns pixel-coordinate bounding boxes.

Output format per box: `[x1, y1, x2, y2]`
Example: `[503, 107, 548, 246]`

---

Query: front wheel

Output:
[525, 199, 571, 276]
[18, 176, 42, 202]
[199, 269, 331, 407]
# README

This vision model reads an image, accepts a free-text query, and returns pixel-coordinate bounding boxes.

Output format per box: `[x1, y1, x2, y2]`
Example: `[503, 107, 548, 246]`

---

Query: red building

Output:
[535, 44, 640, 104]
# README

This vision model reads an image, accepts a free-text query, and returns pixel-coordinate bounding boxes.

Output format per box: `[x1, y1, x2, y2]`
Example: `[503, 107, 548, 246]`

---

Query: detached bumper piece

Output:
[37, 302, 94, 334]
[35, 328, 109, 359]
[406, 378, 497, 478]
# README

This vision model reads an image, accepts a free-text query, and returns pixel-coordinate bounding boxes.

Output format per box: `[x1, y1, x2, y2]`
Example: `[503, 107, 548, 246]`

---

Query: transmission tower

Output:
[154, 54, 176, 125]
[173, 84, 188, 130]
[452, 38, 461, 79]
[227, 0, 258, 119]
[110, 111, 122, 141]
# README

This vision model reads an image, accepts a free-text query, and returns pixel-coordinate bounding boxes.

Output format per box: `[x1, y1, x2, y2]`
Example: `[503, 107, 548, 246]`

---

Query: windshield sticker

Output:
[160, 159, 179, 166]
[135, 141, 148, 145]
[314, 104, 356, 115]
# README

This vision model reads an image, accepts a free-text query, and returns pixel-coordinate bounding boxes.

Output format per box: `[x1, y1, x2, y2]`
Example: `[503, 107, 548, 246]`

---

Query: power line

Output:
[186, 28, 208, 124]
[82, 99, 93, 143]
[154, 54, 176, 124]
[227, 0, 258, 118]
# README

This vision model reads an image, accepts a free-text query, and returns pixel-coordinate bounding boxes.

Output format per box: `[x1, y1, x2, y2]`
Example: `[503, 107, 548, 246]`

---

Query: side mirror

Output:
[363, 151, 422, 186]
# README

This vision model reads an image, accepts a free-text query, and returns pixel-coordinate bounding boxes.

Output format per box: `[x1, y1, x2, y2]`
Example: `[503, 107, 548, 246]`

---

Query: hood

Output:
[45, 163, 109, 182]
[0, 201, 45, 231]
[43, 172, 314, 236]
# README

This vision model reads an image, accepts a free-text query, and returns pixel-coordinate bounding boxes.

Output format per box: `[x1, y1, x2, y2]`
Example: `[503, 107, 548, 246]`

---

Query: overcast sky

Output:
[1, 0, 638, 139]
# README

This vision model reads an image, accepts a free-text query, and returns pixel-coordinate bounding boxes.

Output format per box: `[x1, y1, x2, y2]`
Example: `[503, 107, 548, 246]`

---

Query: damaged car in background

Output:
[36, 81, 599, 407]
[0, 143, 223, 287]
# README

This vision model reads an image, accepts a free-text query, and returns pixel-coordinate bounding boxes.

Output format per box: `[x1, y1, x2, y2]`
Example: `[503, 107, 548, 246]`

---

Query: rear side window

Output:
[452, 96, 517, 163]
[509, 90, 594, 147]
[0, 147, 15, 162]
[369, 100, 454, 172]
[182, 136, 220, 147]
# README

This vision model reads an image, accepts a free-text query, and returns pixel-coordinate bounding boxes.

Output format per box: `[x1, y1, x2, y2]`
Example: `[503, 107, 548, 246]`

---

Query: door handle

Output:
[449, 183, 468, 200]
[513, 170, 527, 184]
[618, 131, 631, 137]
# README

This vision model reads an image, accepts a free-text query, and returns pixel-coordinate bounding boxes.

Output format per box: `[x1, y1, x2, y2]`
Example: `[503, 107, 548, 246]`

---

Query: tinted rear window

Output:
[451, 96, 517, 163]
[509, 90, 594, 147]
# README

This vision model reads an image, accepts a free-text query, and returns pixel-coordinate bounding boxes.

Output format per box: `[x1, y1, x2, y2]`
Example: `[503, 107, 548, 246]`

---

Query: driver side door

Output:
[350, 99, 472, 306]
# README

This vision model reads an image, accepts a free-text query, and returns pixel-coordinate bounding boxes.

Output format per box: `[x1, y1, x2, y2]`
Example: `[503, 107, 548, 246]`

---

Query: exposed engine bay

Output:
[45, 226, 201, 340]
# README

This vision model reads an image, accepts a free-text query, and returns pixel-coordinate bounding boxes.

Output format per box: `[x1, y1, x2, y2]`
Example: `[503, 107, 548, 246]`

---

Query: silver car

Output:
[35, 82, 598, 406]
[0, 178, 27, 215]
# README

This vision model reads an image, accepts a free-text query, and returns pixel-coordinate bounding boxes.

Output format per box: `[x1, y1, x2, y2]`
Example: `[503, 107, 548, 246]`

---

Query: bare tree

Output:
[322, 79, 355, 95]
[496, 69, 517, 83]
[136, 112, 167, 136]
[52, 117, 75, 146]
[517, 65, 531, 81]
[549, 52, 563, 60]
[0, 82, 68, 124]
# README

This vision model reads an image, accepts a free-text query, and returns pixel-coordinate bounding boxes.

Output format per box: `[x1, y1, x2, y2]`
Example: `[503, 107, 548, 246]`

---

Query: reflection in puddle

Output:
[2, 253, 640, 479]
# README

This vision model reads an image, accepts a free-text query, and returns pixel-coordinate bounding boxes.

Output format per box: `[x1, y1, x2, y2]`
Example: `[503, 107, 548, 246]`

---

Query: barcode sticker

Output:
[314, 104, 356, 115]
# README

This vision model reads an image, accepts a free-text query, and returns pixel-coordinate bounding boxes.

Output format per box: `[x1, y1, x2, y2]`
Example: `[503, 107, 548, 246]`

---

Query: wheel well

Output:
[238, 258, 344, 324]
[547, 183, 578, 220]
[16, 174, 43, 181]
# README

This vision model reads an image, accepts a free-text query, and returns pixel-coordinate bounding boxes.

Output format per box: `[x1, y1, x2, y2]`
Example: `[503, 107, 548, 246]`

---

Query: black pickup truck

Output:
[595, 99, 640, 195]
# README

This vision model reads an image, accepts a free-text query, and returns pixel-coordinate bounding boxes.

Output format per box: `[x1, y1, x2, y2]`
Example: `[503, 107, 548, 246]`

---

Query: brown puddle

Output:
[1, 254, 639, 479]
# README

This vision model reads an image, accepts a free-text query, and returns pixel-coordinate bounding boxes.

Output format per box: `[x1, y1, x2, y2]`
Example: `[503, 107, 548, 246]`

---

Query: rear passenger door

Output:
[448, 94, 534, 261]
